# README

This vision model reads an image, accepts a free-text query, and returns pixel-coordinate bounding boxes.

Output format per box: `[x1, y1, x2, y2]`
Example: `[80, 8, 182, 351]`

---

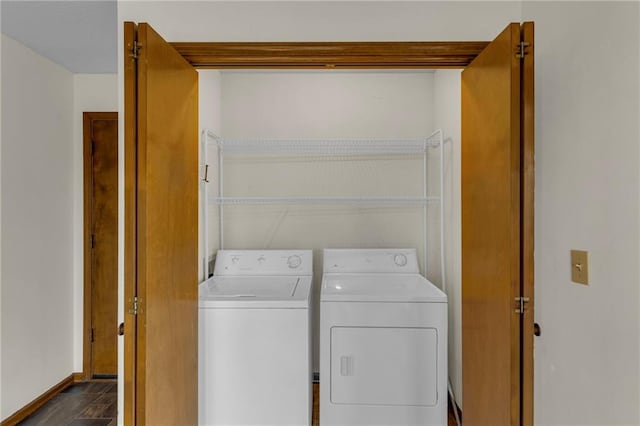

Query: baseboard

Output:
[73, 372, 87, 383]
[1, 372, 82, 426]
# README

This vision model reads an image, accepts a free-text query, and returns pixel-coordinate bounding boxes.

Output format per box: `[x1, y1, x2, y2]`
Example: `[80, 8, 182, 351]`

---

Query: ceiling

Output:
[1, 1, 117, 73]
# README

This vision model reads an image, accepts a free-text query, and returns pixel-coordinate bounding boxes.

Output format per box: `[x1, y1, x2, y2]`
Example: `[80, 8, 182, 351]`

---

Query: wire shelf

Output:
[211, 196, 440, 205]
[213, 137, 441, 156]
[201, 128, 446, 286]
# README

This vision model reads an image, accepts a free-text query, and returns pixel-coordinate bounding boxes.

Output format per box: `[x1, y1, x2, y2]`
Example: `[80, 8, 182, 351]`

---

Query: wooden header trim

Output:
[170, 41, 489, 69]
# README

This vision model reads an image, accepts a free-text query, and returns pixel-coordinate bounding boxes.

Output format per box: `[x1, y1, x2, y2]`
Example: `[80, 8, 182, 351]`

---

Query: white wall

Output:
[199, 70, 222, 135]
[72, 74, 118, 372]
[522, 2, 640, 425]
[1, 34, 75, 419]
[433, 69, 462, 408]
[119, 1, 523, 43]
[221, 71, 434, 138]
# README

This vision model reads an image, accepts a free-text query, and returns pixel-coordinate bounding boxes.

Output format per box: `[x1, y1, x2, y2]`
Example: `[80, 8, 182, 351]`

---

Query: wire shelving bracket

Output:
[202, 129, 445, 284]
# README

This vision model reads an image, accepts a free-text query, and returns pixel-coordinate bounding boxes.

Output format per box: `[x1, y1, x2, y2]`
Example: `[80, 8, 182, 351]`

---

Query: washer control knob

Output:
[394, 254, 408, 267]
[287, 255, 302, 269]
[231, 256, 240, 264]
[257, 256, 266, 264]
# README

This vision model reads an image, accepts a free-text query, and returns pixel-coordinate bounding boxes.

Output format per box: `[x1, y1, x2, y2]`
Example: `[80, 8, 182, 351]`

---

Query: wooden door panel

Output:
[123, 21, 137, 426]
[91, 116, 119, 376]
[135, 22, 199, 425]
[461, 23, 521, 425]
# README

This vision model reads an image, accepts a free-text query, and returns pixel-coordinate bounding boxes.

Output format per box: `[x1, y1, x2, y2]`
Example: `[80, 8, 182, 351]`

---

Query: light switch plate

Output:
[571, 250, 589, 285]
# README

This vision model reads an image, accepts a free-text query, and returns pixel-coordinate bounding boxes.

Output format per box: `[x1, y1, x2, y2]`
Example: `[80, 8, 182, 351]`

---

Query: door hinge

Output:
[516, 41, 530, 59]
[129, 296, 140, 315]
[130, 41, 141, 60]
[91, 234, 95, 249]
[515, 296, 530, 314]
[90, 328, 95, 343]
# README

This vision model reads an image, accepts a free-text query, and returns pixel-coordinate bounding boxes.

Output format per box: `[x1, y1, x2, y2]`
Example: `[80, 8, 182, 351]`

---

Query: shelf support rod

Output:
[218, 138, 224, 250]
[424, 136, 428, 279]
[438, 130, 446, 293]
[201, 130, 209, 282]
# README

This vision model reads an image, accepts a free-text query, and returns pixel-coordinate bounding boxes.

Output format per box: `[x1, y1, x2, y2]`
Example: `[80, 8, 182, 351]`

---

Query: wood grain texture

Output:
[461, 23, 521, 426]
[136, 22, 199, 425]
[520, 21, 535, 426]
[1, 374, 75, 425]
[14, 380, 117, 426]
[85, 114, 119, 377]
[123, 21, 137, 426]
[170, 41, 488, 69]
[73, 373, 87, 383]
[313, 383, 319, 426]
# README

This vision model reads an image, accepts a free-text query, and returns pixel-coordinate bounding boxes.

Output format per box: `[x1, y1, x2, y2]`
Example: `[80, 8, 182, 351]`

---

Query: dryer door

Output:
[330, 326, 438, 406]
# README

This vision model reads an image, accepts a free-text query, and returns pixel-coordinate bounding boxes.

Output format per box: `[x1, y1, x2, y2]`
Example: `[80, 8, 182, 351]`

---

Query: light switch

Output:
[571, 250, 589, 285]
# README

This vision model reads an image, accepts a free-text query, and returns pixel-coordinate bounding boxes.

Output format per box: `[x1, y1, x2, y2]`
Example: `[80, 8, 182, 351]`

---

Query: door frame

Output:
[83, 111, 119, 381]
[169, 41, 489, 68]
[124, 24, 534, 425]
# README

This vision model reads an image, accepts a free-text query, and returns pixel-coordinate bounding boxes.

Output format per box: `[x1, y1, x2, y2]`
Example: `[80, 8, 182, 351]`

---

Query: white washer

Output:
[320, 249, 447, 426]
[199, 250, 312, 426]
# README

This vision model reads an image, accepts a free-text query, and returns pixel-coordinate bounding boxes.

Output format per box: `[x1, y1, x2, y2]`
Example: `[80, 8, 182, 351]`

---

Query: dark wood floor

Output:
[18, 381, 117, 426]
[21, 380, 457, 426]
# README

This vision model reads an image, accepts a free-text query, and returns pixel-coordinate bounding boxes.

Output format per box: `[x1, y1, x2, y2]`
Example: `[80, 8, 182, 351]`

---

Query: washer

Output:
[320, 249, 447, 426]
[199, 250, 312, 426]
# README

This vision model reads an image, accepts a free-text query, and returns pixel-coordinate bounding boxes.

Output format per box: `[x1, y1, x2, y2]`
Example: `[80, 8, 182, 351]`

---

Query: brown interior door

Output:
[461, 22, 524, 425]
[88, 113, 119, 377]
[124, 21, 199, 425]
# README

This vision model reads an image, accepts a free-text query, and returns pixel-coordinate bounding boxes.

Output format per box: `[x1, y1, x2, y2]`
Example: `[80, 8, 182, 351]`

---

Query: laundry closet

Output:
[197, 69, 458, 374]
[122, 20, 534, 426]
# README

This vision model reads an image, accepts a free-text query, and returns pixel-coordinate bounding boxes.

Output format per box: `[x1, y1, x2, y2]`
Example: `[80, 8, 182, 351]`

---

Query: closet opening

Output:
[199, 68, 459, 425]
[123, 22, 534, 426]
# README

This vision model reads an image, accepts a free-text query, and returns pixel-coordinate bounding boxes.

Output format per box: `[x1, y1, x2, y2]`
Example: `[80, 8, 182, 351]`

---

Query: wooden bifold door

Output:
[124, 22, 199, 425]
[462, 22, 534, 426]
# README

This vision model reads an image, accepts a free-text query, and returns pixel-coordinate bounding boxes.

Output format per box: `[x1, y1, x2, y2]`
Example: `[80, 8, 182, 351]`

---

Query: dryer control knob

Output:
[394, 254, 408, 267]
[287, 255, 302, 269]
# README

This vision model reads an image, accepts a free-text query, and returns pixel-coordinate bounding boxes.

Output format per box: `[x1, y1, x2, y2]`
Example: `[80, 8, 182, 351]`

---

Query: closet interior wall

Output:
[198, 70, 461, 395]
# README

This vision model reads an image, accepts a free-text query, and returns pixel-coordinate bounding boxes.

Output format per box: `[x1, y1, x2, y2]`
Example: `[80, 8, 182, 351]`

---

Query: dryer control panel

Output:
[323, 249, 420, 274]
[214, 250, 313, 276]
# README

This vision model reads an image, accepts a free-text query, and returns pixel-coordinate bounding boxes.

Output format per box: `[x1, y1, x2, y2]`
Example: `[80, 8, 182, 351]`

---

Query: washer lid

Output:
[321, 274, 446, 303]
[199, 276, 312, 308]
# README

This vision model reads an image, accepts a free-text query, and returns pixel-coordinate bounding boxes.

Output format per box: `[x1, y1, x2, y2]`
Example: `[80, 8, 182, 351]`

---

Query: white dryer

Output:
[320, 249, 447, 426]
[199, 250, 312, 426]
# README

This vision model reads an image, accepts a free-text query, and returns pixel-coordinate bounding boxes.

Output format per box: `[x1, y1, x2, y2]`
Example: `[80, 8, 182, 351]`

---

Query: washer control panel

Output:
[323, 249, 419, 274]
[214, 250, 313, 276]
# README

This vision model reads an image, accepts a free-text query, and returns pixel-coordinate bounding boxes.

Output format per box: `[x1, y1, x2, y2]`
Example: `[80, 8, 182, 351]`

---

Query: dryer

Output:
[320, 249, 447, 425]
[199, 250, 312, 426]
